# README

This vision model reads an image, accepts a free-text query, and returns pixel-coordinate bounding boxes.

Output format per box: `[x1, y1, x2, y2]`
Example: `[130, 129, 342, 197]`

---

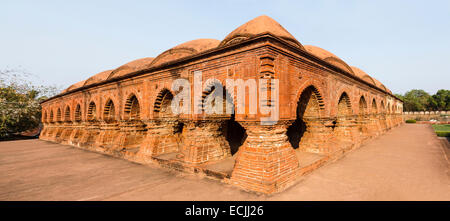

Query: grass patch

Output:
[432, 124, 450, 137]
[405, 119, 416, 123]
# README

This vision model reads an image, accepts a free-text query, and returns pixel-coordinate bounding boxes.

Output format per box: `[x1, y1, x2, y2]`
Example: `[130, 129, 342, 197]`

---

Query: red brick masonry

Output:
[40, 16, 404, 194]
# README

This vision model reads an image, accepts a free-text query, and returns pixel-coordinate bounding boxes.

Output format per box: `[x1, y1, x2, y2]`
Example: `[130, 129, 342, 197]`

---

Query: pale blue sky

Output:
[1, 0, 449, 94]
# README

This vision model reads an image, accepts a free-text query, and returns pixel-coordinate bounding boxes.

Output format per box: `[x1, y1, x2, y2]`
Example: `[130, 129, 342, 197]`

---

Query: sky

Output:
[1, 0, 449, 95]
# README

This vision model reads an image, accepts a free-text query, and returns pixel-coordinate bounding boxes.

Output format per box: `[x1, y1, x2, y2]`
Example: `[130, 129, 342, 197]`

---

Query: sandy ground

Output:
[0, 124, 448, 201]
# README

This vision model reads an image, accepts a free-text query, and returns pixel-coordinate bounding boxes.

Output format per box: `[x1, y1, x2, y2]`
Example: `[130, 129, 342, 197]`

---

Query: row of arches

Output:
[43, 94, 147, 123]
[287, 85, 402, 152]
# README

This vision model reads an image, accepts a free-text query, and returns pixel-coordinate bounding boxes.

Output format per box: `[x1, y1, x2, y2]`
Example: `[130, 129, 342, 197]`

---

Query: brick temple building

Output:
[40, 15, 403, 194]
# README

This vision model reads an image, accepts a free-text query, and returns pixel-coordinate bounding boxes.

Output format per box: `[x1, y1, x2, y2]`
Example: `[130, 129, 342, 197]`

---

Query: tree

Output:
[0, 69, 60, 139]
[427, 89, 450, 111]
[402, 89, 430, 111]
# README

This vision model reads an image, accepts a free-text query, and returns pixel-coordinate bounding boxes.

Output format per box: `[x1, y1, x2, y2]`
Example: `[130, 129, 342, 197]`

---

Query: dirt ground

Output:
[0, 124, 448, 201]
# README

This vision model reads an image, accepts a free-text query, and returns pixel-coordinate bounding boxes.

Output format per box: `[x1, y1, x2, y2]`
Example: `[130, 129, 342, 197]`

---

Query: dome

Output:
[350, 66, 376, 85]
[305, 45, 354, 74]
[62, 80, 86, 93]
[372, 77, 388, 92]
[219, 15, 303, 48]
[150, 39, 220, 67]
[83, 70, 113, 86]
[108, 57, 154, 80]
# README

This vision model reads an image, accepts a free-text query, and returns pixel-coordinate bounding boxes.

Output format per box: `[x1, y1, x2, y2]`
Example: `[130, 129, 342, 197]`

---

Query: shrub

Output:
[435, 131, 450, 137]
[432, 124, 450, 137]
[405, 119, 416, 123]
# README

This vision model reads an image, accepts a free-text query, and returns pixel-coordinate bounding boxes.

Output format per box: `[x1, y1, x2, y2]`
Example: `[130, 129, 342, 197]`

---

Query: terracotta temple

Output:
[40, 15, 404, 194]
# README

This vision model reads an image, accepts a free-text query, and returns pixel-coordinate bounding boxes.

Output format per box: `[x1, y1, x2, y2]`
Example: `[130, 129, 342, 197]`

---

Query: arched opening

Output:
[287, 86, 323, 149]
[381, 101, 385, 114]
[202, 83, 246, 155]
[56, 108, 62, 122]
[359, 96, 367, 116]
[372, 99, 378, 114]
[50, 110, 54, 123]
[124, 94, 140, 120]
[337, 92, 352, 117]
[64, 106, 71, 122]
[333, 92, 354, 144]
[103, 99, 116, 122]
[43, 111, 47, 123]
[224, 114, 247, 155]
[201, 81, 234, 116]
[87, 102, 97, 121]
[358, 96, 368, 136]
[154, 89, 175, 118]
[75, 104, 82, 122]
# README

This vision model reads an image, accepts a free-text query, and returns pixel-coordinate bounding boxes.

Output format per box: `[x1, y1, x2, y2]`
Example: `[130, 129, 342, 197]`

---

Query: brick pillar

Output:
[379, 114, 388, 132]
[230, 120, 300, 194]
[94, 121, 119, 151]
[138, 119, 181, 158]
[60, 122, 74, 144]
[356, 115, 370, 141]
[180, 119, 231, 164]
[79, 121, 100, 148]
[50, 122, 64, 143]
[68, 122, 84, 146]
[39, 123, 50, 140]
[333, 115, 360, 150]
[367, 114, 381, 137]
[113, 120, 146, 156]
[298, 117, 337, 154]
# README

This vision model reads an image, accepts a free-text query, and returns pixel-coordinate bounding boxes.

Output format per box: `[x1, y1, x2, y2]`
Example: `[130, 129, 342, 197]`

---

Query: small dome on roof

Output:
[62, 80, 86, 93]
[304, 45, 354, 74]
[220, 15, 303, 48]
[350, 66, 376, 85]
[108, 57, 154, 80]
[84, 70, 112, 86]
[150, 39, 220, 67]
[372, 77, 388, 92]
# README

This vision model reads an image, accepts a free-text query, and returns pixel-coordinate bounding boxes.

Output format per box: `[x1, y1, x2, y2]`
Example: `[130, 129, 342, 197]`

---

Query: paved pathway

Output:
[0, 124, 448, 200]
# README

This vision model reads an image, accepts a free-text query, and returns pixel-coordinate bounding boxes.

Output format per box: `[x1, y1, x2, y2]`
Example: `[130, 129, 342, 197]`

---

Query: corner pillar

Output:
[230, 120, 299, 194]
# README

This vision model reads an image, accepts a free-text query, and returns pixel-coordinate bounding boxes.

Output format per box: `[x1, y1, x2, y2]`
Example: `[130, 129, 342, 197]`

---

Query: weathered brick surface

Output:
[39, 15, 403, 194]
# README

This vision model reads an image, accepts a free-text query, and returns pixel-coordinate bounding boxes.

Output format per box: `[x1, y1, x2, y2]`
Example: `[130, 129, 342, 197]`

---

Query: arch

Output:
[337, 92, 352, 117]
[56, 108, 62, 122]
[124, 94, 141, 120]
[75, 104, 82, 122]
[42, 110, 47, 123]
[358, 96, 368, 115]
[87, 101, 97, 121]
[64, 106, 71, 122]
[294, 83, 325, 115]
[50, 110, 54, 122]
[381, 101, 386, 114]
[153, 88, 175, 118]
[103, 99, 116, 121]
[287, 85, 323, 149]
[200, 80, 234, 116]
[371, 98, 378, 114]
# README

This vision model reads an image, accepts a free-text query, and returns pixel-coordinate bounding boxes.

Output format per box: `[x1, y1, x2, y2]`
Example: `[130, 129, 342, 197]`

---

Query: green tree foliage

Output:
[0, 69, 60, 139]
[427, 89, 450, 111]
[398, 89, 450, 112]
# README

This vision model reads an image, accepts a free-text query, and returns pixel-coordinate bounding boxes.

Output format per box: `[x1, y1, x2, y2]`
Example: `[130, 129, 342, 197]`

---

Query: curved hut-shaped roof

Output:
[150, 39, 220, 67]
[372, 77, 388, 92]
[304, 45, 354, 74]
[220, 15, 303, 48]
[83, 70, 113, 86]
[108, 57, 154, 80]
[62, 80, 87, 94]
[350, 66, 377, 85]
